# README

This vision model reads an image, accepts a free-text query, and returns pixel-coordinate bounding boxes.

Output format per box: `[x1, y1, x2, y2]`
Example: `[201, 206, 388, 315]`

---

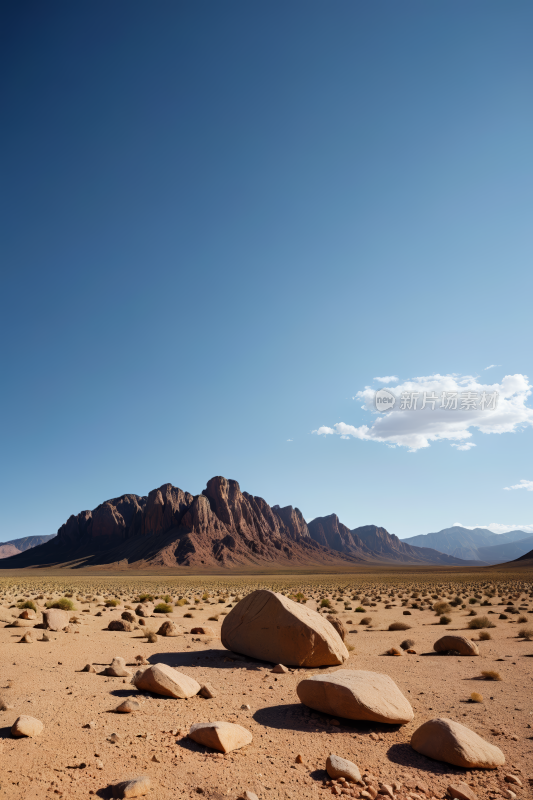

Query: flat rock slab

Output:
[188, 721, 253, 753]
[297, 669, 414, 724]
[132, 663, 200, 699]
[434, 636, 479, 656]
[221, 589, 348, 667]
[411, 717, 505, 768]
[113, 775, 152, 798]
[326, 753, 362, 783]
[11, 715, 44, 738]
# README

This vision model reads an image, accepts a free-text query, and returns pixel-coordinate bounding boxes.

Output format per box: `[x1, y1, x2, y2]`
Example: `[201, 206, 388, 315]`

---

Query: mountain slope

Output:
[401, 526, 531, 561]
[1, 477, 484, 570]
[3, 534, 57, 553]
[476, 536, 533, 564]
[0, 544, 21, 559]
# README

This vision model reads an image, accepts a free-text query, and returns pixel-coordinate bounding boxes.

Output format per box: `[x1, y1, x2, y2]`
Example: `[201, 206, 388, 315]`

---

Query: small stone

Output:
[504, 776, 522, 787]
[191, 626, 216, 636]
[151, 754, 161, 762]
[199, 683, 217, 699]
[112, 775, 152, 798]
[108, 620, 134, 632]
[448, 783, 478, 800]
[326, 754, 362, 784]
[295, 754, 304, 763]
[241, 704, 251, 710]
[82, 664, 96, 673]
[188, 721, 253, 753]
[379, 785, 394, 799]
[105, 657, 132, 678]
[116, 699, 141, 713]
[271, 664, 289, 674]
[96, 759, 104, 769]
[239, 792, 259, 800]
[19, 631, 33, 643]
[503, 791, 517, 800]
[11, 715, 44, 738]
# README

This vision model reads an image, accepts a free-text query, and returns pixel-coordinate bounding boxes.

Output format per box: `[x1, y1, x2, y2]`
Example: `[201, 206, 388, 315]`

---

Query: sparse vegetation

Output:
[481, 670, 502, 681]
[470, 692, 483, 702]
[478, 630, 492, 640]
[154, 603, 173, 613]
[400, 638, 415, 650]
[439, 614, 451, 625]
[518, 626, 533, 640]
[468, 616, 495, 629]
[17, 600, 37, 612]
[45, 597, 75, 611]
[389, 621, 411, 631]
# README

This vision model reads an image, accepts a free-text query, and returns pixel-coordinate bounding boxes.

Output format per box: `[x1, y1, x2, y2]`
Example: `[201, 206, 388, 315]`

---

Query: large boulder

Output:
[132, 663, 200, 698]
[297, 669, 414, 724]
[433, 636, 479, 656]
[188, 721, 252, 753]
[42, 609, 69, 631]
[411, 718, 505, 768]
[11, 715, 44, 737]
[221, 590, 348, 667]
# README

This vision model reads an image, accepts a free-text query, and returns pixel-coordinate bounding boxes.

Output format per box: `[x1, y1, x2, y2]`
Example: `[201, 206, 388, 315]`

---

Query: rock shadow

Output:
[386, 743, 464, 776]
[0, 726, 13, 740]
[253, 704, 403, 735]
[148, 649, 271, 670]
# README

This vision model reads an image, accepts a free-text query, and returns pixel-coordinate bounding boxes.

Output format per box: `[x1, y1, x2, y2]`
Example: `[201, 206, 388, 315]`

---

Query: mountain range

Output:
[0, 476, 484, 570]
[401, 526, 533, 563]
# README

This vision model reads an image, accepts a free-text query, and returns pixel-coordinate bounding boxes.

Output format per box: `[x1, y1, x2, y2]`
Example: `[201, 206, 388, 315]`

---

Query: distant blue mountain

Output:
[401, 526, 532, 562]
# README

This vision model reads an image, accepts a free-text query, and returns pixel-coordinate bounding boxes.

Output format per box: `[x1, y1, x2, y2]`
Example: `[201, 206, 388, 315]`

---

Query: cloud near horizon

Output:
[313, 373, 533, 452]
[504, 479, 533, 492]
[453, 521, 533, 535]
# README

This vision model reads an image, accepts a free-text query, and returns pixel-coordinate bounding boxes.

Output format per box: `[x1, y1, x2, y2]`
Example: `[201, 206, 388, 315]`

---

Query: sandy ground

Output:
[0, 574, 532, 800]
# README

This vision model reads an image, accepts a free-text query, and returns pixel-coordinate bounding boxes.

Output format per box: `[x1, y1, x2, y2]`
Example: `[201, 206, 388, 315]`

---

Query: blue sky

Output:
[1, 1, 532, 542]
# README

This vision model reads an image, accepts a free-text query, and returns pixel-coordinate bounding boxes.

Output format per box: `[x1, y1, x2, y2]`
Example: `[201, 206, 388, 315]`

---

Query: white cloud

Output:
[504, 479, 533, 492]
[313, 373, 533, 452]
[453, 521, 533, 535]
[286, 439, 293, 442]
[374, 375, 399, 384]
[484, 365, 502, 370]
[451, 442, 476, 451]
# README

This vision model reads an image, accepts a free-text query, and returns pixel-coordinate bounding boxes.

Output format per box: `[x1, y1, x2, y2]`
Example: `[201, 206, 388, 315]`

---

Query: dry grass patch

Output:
[389, 621, 411, 631]
[481, 670, 502, 681]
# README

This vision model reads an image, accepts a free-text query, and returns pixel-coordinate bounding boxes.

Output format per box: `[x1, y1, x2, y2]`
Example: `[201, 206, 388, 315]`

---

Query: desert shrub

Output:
[481, 670, 502, 681]
[400, 638, 415, 650]
[478, 630, 492, 640]
[439, 615, 452, 625]
[359, 617, 372, 625]
[320, 599, 332, 608]
[45, 598, 75, 611]
[202, 592, 209, 601]
[468, 598, 477, 604]
[470, 692, 483, 702]
[347, 644, 355, 652]
[154, 603, 172, 613]
[518, 626, 533, 640]
[17, 600, 37, 612]
[146, 631, 158, 643]
[105, 599, 119, 607]
[208, 615, 219, 621]
[183, 612, 193, 618]
[433, 602, 451, 615]
[355, 606, 366, 613]
[468, 616, 495, 629]
[517, 614, 528, 624]
[138, 594, 154, 603]
[388, 621, 411, 631]
[175, 598, 188, 606]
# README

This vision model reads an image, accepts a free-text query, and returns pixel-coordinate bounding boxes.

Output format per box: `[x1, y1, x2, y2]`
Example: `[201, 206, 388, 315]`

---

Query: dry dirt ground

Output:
[0, 571, 532, 800]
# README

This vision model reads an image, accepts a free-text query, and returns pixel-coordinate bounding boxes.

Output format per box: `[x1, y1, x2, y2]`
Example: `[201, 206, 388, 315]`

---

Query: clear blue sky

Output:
[1, 1, 532, 542]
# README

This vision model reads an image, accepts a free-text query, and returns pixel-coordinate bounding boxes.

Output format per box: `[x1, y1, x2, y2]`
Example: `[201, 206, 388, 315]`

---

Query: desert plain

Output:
[0, 566, 532, 800]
